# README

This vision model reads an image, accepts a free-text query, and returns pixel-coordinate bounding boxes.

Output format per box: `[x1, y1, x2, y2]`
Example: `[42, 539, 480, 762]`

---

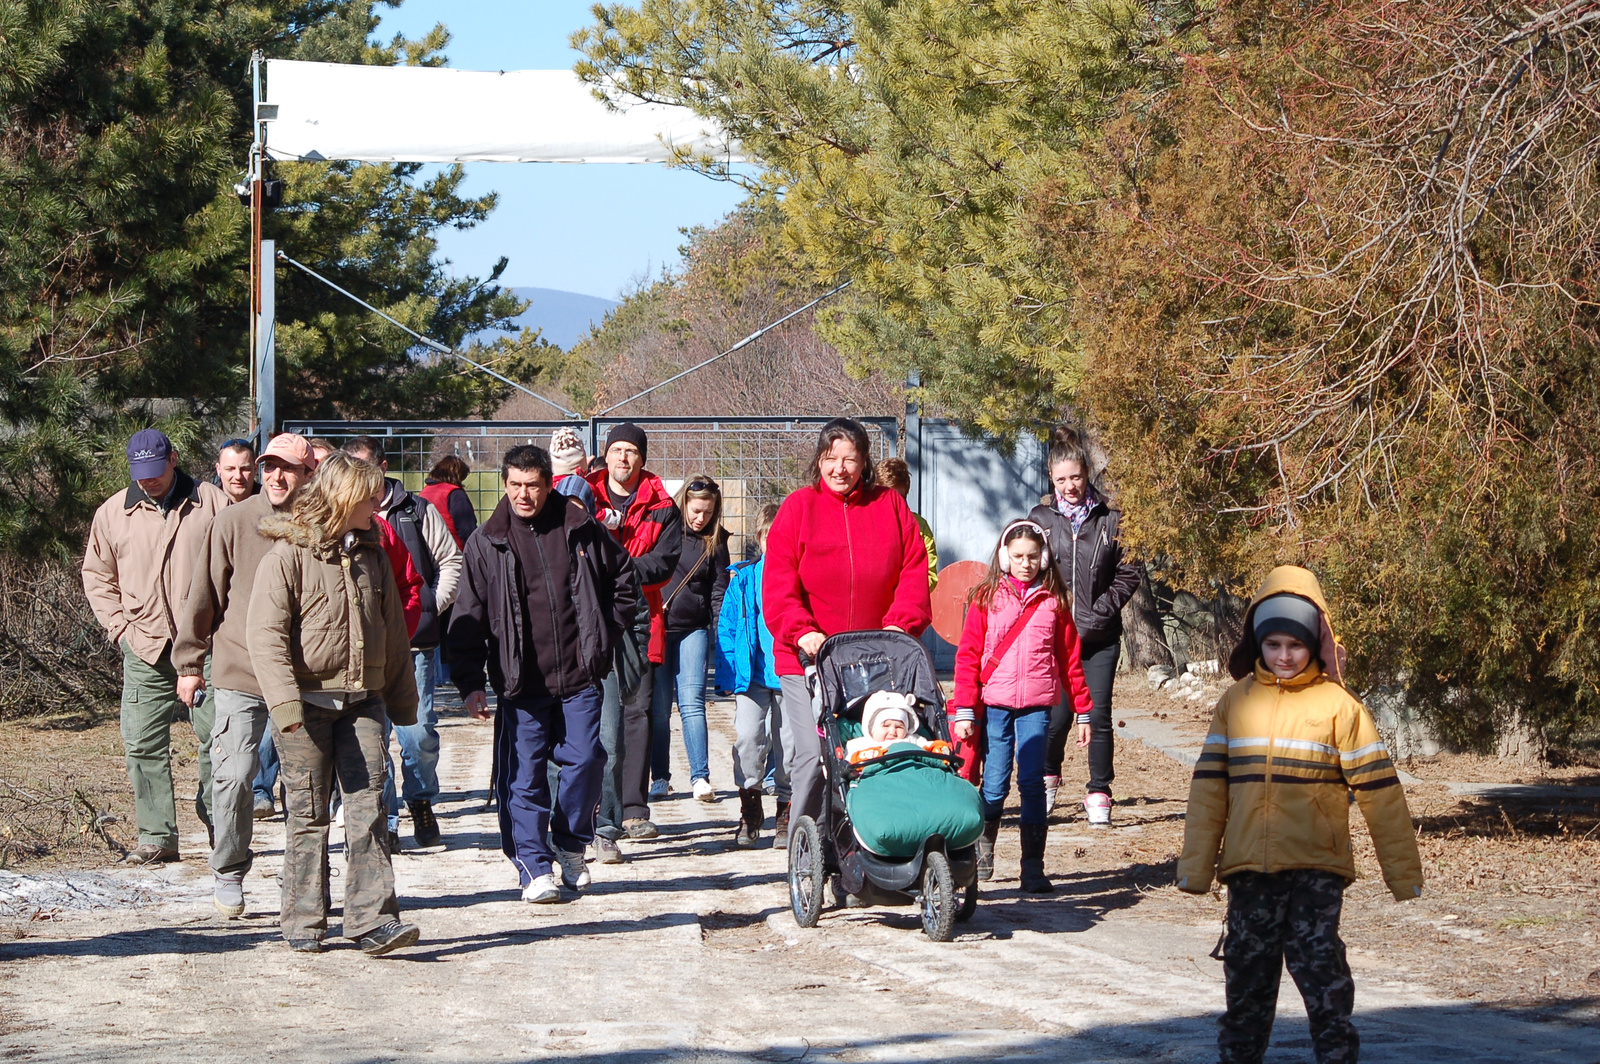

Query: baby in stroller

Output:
[787, 630, 983, 941]
[844, 691, 953, 764]
[842, 691, 983, 861]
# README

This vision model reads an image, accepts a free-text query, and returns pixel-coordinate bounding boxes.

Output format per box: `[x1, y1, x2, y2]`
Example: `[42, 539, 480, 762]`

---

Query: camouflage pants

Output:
[1219, 869, 1357, 1064]
[272, 697, 400, 943]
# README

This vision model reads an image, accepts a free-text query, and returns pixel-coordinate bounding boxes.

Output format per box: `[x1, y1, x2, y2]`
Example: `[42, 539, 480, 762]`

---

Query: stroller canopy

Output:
[812, 630, 943, 723]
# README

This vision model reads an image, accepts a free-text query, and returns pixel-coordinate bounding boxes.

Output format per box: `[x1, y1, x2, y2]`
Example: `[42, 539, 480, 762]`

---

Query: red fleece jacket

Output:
[762, 480, 932, 676]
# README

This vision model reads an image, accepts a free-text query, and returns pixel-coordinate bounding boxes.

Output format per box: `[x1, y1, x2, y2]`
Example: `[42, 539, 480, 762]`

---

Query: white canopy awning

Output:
[262, 60, 738, 164]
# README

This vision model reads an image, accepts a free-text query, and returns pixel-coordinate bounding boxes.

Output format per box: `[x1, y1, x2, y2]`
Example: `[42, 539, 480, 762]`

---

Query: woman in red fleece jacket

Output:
[763, 418, 933, 837]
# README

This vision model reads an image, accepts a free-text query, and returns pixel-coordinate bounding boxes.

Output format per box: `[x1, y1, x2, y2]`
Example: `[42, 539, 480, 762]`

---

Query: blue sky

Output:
[375, 0, 746, 300]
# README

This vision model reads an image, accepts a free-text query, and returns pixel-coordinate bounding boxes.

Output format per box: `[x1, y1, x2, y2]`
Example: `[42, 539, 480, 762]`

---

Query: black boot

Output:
[976, 818, 1000, 882]
[735, 789, 762, 849]
[408, 800, 441, 848]
[1019, 822, 1053, 893]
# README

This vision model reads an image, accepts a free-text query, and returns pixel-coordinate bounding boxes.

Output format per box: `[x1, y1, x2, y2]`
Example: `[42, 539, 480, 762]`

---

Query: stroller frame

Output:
[787, 630, 978, 941]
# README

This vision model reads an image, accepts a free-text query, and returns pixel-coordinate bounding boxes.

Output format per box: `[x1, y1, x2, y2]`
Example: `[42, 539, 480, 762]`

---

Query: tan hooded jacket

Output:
[246, 517, 418, 731]
[1176, 565, 1424, 901]
[81, 471, 228, 665]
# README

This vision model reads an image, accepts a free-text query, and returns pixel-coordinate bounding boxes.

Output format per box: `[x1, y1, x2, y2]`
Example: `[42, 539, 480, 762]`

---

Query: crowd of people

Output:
[80, 416, 1423, 1063]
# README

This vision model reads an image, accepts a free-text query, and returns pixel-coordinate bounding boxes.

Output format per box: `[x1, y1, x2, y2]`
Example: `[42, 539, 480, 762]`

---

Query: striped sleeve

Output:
[1176, 698, 1231, 893]
[1338, 700, 1424, 900]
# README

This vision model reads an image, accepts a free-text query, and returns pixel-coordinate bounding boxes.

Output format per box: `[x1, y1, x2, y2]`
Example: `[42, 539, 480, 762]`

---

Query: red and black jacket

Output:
[586, 468, 683, 662]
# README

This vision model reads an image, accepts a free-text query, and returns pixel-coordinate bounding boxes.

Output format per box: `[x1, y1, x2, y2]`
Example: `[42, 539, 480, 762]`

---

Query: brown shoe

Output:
[122, 844, 179, 866]
[594, 835, 625, 864]
[622, 818, 660, 840]
[773, 801, 790, 849]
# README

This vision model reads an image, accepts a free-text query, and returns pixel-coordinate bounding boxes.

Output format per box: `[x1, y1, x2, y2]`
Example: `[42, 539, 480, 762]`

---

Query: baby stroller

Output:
[788, 630, 982, 941]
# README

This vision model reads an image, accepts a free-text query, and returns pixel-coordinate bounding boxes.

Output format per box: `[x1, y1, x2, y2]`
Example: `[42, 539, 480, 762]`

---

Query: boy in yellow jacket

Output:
[1178, 566, 1422, 1064]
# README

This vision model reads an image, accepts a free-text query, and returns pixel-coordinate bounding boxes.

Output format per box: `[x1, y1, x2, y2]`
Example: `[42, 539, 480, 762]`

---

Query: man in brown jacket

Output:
[174, 433, 316, 916]
[81, 429, 227, 864]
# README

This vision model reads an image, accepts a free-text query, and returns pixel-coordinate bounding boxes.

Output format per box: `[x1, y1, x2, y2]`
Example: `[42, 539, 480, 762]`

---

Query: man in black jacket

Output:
[448, 445, 639, 903]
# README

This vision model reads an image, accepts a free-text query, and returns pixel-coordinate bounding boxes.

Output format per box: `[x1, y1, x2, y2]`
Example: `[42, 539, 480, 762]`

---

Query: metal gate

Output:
[284, 416, 899, 561]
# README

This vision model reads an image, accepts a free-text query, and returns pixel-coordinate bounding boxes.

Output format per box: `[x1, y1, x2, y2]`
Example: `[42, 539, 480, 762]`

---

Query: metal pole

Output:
[257, 240, 276, 440]
[248, 52, 263, 440]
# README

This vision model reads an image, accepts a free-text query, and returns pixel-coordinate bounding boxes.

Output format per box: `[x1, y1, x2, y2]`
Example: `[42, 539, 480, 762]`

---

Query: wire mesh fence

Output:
[284, 417, 899, 561]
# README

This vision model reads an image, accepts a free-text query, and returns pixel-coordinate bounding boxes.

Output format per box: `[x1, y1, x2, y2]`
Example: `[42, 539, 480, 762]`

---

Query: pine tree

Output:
[0, 1, 536, 556]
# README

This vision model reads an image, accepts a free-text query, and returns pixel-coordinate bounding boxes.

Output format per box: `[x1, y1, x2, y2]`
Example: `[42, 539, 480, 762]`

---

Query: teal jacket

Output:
[715, 557, 781, 693]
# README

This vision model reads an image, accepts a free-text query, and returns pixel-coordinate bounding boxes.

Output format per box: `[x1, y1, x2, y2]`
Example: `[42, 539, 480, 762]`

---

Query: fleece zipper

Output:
[530, 519, 572, 698]
[843, 490, 856, 630]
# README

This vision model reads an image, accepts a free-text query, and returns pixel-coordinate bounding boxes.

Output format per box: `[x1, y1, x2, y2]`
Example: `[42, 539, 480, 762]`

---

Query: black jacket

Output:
[1029, 496, 1143, 646]
[447, 494, 640, 701]
[382, 478, 443, 649]
[662, 529, 731, 633]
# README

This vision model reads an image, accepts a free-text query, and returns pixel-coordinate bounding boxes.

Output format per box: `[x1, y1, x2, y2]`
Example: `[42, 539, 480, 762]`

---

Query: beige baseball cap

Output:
[259, 433, 319, 471]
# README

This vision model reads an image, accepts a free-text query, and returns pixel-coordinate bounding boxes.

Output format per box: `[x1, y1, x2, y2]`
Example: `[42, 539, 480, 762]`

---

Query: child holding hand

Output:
[1178, 565, 1422, 1064]
[950, 519, 1092, 893]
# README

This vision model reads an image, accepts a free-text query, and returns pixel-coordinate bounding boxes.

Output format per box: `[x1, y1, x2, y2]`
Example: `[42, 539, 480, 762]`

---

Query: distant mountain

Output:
[496, 287, 617, 350]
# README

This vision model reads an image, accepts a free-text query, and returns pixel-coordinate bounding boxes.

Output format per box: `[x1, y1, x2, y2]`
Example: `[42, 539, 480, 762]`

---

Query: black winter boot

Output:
[976, 818, 1001, 882]
[408, 800, 441, 848]
[1019, 822, 1054, 893]
[735, 789, 763, 849]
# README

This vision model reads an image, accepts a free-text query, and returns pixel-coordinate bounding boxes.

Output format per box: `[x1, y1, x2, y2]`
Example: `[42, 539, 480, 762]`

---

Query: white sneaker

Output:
[522, 874, 560, 904]
[1085, 792, 1112, 826]
[1043, 775, 1061, 811]
[648, 779, 669, 800]
[691, 778, 717, 803]
[554, 847, 590, 891]
[332, 802, 344, 828]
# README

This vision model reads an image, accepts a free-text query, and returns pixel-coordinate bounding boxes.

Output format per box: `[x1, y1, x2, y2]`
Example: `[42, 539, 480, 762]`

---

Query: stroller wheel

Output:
[920, 851, 958, 942]
[788, 816, 826, 928]
[955, 878, 978, 923]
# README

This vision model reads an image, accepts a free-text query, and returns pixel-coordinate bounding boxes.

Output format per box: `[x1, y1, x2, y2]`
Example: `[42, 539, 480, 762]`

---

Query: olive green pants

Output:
[119, 640, 212, 850]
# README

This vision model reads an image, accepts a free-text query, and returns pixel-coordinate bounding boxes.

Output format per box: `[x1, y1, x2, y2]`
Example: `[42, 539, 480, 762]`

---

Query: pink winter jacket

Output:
[951, 579, 1092, 719]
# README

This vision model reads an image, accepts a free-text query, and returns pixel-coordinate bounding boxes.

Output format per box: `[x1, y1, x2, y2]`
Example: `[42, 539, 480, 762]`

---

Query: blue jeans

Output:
[650, 628, 710, 784]
[384, 648, 442, 830]
[253, 727, 280, 803]
[981, 705, 1050, 825]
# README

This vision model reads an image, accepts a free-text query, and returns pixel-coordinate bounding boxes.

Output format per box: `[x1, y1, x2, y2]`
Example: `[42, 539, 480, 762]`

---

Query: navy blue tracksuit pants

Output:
[492, 685, 605, 886]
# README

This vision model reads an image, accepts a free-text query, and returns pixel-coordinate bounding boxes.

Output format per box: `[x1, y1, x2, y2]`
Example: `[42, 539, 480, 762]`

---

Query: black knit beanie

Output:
[605, 422, 648, 464]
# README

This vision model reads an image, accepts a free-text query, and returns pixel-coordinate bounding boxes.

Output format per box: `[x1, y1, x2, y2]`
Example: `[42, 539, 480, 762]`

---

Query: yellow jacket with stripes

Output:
[1176, 566, 1424, 901]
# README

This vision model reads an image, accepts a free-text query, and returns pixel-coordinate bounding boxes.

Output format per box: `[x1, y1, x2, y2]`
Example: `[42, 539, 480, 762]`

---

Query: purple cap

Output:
[126, 429, 173, 480]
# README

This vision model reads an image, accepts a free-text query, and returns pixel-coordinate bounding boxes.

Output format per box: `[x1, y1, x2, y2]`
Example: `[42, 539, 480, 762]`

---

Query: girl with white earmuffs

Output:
[949, 519, 1094, 893]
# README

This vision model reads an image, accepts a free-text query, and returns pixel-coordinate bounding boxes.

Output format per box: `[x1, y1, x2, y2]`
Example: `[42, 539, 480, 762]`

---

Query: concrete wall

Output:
[907, 417, 1047, 667]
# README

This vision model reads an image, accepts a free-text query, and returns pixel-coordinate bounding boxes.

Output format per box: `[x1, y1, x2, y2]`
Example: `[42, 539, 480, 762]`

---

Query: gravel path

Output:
[1, 696, 1593, 1063]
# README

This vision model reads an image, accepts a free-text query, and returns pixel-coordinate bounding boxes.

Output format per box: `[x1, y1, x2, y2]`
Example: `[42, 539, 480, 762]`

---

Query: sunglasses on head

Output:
[221, 438, 254, 451]
[686, 479, 717, 493]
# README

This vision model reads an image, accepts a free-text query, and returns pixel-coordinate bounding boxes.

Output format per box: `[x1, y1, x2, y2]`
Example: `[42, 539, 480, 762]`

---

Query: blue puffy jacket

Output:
[715, 557, 781, 694]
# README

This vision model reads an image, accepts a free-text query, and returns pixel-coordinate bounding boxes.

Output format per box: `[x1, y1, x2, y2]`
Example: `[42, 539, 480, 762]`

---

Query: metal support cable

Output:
[275, 251, 580, 419]
[594, 280, 852, 417]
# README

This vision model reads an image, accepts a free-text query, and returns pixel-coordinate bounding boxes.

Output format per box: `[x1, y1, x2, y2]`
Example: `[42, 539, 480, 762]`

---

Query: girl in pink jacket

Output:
[951, 519, 1092, 893]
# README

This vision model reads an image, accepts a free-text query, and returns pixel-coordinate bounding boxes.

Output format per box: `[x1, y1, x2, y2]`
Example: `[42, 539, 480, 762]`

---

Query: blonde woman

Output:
[649, 475, 731, 801]
[248, 452, 420, 956]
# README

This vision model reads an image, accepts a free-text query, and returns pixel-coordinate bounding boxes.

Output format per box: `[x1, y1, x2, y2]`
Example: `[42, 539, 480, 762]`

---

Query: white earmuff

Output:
[998, 519, 1051, 575]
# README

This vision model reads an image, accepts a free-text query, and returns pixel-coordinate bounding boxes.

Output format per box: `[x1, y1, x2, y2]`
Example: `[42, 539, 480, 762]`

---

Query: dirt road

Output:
[2, 699, 1594, 1063]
